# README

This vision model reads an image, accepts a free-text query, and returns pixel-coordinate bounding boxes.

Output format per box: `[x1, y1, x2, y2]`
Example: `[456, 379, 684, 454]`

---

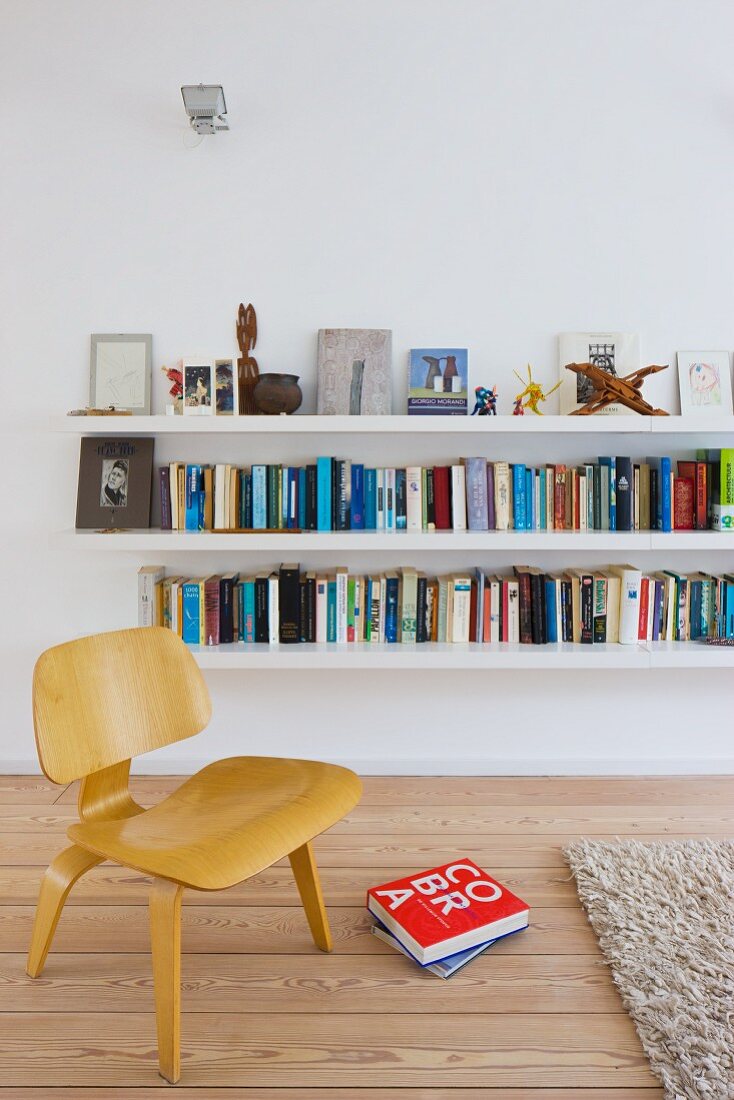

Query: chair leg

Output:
[149, 878, 185, 1084]
[289, 841, 333, 952]
[27, 844, 103, 978]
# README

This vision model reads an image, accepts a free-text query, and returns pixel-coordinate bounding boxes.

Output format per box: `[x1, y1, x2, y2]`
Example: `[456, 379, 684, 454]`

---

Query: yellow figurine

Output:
[513, 364, 562, 415]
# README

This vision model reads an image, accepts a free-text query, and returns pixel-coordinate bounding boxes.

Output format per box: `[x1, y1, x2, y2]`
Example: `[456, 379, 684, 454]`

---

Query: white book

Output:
[336, 567, 349, 644]
[603, 572, 621, 644]
[451, 465, 467, 531]
[451, 575, 472, 643]
[494, 462, 510, 532]
[370, 922, 497, 978]
[138, 566, 164, 627]
[579, 473, 588, 531]
[489, 575, 501, 644]
[214, 463, 226, 530]
[610, 564, 642, 644]
[406, 466, 422, 530]
[268, 573, 279, 644]
[315, 576, 328, 643]
[378, 575, 387, 642]
[400, 568, 418, 643]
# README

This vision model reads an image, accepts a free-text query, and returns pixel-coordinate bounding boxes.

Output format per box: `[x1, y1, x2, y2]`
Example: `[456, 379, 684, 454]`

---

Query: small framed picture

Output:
[182, 359, 214, 415]
[214, 358, 236, 415]
[677, 351, 733, 414]
[90, 334, 152, 414]
[558, 332, 639, 415]
[76, 437, 154, 529]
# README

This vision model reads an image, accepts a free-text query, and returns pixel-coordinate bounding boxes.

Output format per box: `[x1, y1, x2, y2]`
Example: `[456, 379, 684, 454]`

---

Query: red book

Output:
[432, 466, 451, 530]
[554, 466, 566, 531]
[673, 476, 694, 530]
[482, 583, 491, 643]
[367, 859, 529, 964]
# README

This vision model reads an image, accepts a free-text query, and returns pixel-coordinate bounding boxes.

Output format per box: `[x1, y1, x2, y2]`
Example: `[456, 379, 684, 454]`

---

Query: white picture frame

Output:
[89, 333, 152, 414]
[214, 358, 237, 416]
[677, 351, 733, 415]
[558, 332, 640, 416]
[182, 359, 215, 416]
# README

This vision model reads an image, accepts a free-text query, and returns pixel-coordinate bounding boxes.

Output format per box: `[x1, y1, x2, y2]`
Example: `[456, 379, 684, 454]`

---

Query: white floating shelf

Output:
[51, 414, 657, 435]
[646, 641, 734, 667]
[53, 529, 659, 551]
[189, 641, 651, 670]
[650, 415, 734, 434]
[649, 532, 734, 549]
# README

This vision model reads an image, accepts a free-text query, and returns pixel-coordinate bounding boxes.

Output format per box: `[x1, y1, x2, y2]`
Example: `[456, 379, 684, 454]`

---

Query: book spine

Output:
[278, 565, 301, 644]
[181, 581, 200, 644]
[327, 577, 337, 642]
[450, 465, 467, 530]
[615, 456, 632, 531]
[364, 468, 377, 530]
[593, 575, 607, 643]
[416, 574, 427, 643]
[315, 576, 328, 642]
[617, 568, 642, 644]
[335, 568, 348, 644]
[695, 462, 707, 529]
[451, 576, 472, 643]
[433, 466, 451, 529]
[529, 570, 544, 644]
[138, 568, 163, 627]
[660, 457, 672, 532]
[252, 465, 267, 529]
[219, 576, 235, 644]
[554, 466, 566, 531]
[425, 468, 436, 530]
[317, 457, 332, 532]
[486, 463, 496, 530]
[297, 467, 307, 529]
[545, 578, 558, 643]
[347, 576, 356, 642]
[494, 462, 510, 531]
[406, 466, 422, 530]
[395, 468, 407, 530]
[159, 468, 172, 530]
[254, 576, 269, 642]
[385, 468, 396, 531]
[514, 568, 533, 644]
[351, 464, 365, 529]
[512, 464, 526, 531]
[384, 576, 399, 642]
[401, 571, 418, 643]
[465, 457, 488, 531]
[376, 468, 386, 530]
[268, 574, 279, 644]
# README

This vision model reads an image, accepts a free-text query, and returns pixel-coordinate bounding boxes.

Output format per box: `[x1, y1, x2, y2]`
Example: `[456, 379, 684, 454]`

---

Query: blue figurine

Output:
[471, 385, 497, 416]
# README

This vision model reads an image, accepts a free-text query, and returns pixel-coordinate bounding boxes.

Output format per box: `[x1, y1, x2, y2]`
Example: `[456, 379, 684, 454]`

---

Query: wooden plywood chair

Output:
[28, 626, 362, 1083]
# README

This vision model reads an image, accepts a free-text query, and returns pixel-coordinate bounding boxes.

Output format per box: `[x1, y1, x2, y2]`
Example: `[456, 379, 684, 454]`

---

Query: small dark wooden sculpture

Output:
[236, 303, 259, 415]
[565, 362, 669, 416]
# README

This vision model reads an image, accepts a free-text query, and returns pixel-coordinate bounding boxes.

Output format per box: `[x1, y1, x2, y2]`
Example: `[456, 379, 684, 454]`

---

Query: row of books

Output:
[159, 450, 734, 534]
[367, 860, 529, 978]
[138, 562, 734, 646]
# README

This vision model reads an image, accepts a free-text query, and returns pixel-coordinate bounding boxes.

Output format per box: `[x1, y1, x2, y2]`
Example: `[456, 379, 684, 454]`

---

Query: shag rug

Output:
[564, 839, 734, 1100]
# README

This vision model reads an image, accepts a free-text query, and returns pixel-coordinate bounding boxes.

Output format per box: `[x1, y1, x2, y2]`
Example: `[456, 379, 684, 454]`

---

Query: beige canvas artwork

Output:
[317, 329, 392, 415]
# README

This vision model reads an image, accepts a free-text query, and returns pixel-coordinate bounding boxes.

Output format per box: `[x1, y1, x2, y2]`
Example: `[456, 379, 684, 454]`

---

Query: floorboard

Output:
[4, 773, 723, 1094]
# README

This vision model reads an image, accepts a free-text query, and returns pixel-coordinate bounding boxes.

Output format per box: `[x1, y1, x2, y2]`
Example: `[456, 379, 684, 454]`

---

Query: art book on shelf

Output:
[371, 920, 498, 978]
[366, 858, 529, 965]
[408, 348, 468, 415]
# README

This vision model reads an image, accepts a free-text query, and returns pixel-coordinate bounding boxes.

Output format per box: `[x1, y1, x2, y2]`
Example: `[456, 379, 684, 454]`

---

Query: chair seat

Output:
[67, 756, 361, 891]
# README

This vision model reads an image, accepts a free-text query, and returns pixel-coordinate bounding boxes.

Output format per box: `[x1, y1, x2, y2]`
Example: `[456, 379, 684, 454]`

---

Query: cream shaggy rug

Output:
[564, 839, 734, 1100]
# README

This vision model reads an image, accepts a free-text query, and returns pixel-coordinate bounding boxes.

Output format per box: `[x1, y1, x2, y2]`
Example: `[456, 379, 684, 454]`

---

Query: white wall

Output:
[3, 0, 734, 774]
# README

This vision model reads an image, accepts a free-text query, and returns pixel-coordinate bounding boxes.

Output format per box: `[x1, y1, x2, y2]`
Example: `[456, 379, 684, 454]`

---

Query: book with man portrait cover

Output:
[76, 437, 154, 529]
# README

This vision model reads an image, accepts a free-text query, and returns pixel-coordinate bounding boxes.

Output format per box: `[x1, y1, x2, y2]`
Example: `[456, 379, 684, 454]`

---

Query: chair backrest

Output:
[33, 627, 212, 783]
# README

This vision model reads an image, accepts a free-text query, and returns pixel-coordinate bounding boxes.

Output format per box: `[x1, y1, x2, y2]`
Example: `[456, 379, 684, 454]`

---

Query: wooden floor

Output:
[2, 775, 733, 1097]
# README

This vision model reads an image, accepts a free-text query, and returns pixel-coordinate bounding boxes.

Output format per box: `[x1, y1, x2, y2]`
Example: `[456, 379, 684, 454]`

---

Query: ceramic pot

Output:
[253, 373, 303, 415]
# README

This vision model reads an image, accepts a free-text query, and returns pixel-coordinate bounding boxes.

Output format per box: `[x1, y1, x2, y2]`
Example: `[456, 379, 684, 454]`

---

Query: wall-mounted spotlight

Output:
[181, 85, 229, 134]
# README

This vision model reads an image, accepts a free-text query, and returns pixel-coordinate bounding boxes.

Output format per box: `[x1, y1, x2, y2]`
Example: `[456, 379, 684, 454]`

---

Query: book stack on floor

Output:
[138, 562, 734, 645]
[366, 860, 529, 978]
[157, 450, 734, 534]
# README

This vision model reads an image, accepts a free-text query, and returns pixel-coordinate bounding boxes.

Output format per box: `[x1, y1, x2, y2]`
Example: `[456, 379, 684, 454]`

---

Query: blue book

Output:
[243, 579, 255, 642]
[297, 468, 307, 529]
[181, 581, 200, 644]
[512, 464, 526, 531]
[364, 468, 377, 530]
[317, 457, 333, 532]
[545, 577, 558, 643]
[384, 574, 399, 642]
[252, 465, 267, 529]
[660, 456, 672, 532]
[327, 577, 337, 641]
[351, 464, 365, 529]
[598, 457, 617, 530]
[185, 465, 203, 531]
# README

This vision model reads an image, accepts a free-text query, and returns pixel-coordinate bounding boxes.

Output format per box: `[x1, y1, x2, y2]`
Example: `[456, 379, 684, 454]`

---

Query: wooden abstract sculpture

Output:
[565, 362, 669, 415]
[236, 302, 259, 414]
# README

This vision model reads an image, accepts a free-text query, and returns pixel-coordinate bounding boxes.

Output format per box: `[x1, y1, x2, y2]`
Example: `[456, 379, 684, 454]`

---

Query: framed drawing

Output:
[75, 437, 154, 529]
[214, 359, 236, 415]
[182, 359, 214, 415]
[677, 351, 733, 414]
[90, 334, 152, 414]
[316, 329, 392, 415]
[558, 332, 639, 415]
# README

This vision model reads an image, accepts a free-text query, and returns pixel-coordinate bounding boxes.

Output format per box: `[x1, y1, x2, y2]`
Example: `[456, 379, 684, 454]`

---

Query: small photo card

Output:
[183, 359, 214, 415]
[677, 351, 733, 415]
[214, 359, 236, 415]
